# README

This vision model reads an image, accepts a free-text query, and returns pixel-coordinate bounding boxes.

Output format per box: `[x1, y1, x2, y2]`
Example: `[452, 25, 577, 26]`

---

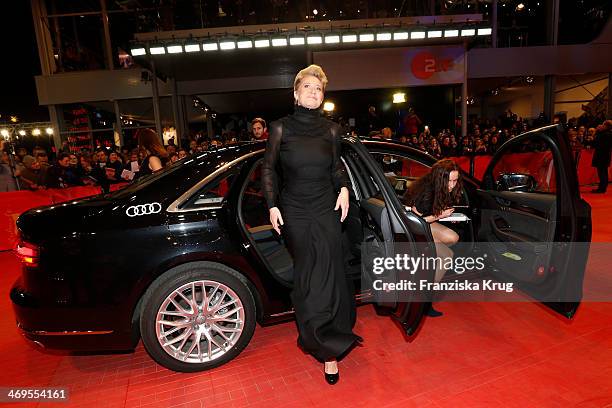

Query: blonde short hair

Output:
[293, 64, 328, 92]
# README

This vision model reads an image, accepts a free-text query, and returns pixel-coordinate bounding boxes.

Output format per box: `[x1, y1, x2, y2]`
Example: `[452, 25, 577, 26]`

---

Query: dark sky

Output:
[1, 2, 48, 123]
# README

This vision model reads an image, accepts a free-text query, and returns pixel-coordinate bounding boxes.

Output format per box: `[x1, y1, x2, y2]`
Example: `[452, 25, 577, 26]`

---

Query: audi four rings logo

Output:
[126, 202, 162, 217]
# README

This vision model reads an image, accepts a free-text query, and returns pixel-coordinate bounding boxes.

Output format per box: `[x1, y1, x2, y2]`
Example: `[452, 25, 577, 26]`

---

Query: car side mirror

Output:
[496, 173, 537, 192]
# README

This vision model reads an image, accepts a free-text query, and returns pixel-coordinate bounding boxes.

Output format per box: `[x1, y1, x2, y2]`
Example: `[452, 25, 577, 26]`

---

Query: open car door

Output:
[342, 137, 436, 335]
[475, 125, 592, 318]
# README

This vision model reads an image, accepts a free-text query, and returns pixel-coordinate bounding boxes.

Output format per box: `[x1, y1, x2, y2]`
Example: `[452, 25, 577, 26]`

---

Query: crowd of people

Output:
[0, 118, 270, 192]
[1, 111, 610, 193]
[0, 133, 181, 192]
[364, 109, 610, 160]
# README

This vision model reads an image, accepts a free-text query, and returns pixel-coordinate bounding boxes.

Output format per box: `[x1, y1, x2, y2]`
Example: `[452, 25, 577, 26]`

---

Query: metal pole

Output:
[177, 95, 187, 148]
[30, 0, 56, 75]
[49, 0, 64, 72]
[206, 114, 214, 140]
[113, 100, 124, 147]
[547, 0, 559, 46]
[461, 47, 468, 138]
[100, 0, 114, 70]
[150, 60, 163, 142]
[48, 105, 63, 152]
[170, 78, 181, 147]
[492, 0, 498, 48]
[544, 75, 556, 123]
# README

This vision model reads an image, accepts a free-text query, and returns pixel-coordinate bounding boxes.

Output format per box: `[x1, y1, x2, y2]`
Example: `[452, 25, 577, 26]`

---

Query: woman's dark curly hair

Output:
[403, 159, 463, 217]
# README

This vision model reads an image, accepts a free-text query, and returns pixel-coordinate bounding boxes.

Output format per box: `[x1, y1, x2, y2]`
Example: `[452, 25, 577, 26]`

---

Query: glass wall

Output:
[48, 14, 108, 72]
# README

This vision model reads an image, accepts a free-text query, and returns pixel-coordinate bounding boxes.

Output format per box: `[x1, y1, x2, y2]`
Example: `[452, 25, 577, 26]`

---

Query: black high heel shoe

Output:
[325, 371, 339, 385]
[324, 362, 339, 385]
[425, 302, 443, 317]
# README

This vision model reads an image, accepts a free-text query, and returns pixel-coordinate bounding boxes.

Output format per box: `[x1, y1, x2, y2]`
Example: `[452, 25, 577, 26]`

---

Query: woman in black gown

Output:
[261, 65, 361, 385]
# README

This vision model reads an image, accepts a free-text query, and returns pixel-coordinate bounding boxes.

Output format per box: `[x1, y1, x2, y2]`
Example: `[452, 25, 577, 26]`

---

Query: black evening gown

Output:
[261, 105, 361, 362]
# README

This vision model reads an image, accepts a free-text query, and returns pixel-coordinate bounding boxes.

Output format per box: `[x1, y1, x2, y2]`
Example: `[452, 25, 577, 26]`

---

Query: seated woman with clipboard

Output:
[402, 159, 463, 317]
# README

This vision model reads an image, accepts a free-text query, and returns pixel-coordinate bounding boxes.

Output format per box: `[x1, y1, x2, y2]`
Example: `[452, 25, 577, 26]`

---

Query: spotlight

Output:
[289, 33, 306, 45]
[10, 116, 18, 123]
[237, 37, 253, 49]
[444, 29, 459, 37]
[393, 93, 406, 104]
[393, 30, 409, 40]
[461, 29, 476, 37]
[202, 39, 219, 51]
[32, 128, 42, 136]
[342, 32, 358, 43]
[254, 37, 271, 48]
[184, 40, 201, 52]
[376, 32, 392, 41]
[516, 3, 525, 11]
[411, 31, 426, 39]
[130, 45, 146, 56]
[271, 36, 288, 47]
[149, 43, 166, 55]
[526, 76, 534, 83]
[306, 33, 323, 44]
[313, 9, 318, 15]
[18, 130, 26, 136]
[0, 129, 8, 138]
[477, 28, 492, 36]
[166, 43, 183, 54]
[324, 33, 340, 44]
[428, 30, 443, 38]
[46, 127, 54, 135]
[359, 32, 375, 42]
[219, 38, 236, 50]
[323, 101, 335, 112]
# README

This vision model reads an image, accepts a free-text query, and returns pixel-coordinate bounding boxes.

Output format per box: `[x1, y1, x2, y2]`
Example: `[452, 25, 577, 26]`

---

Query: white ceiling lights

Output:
[131, 26, 492, 56]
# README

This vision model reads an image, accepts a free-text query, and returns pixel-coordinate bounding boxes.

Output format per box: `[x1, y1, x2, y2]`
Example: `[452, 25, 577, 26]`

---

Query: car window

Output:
[181, 170, 240, 210]
[491, 137, 557, 193]
[104, 157, 184, 200]
[239, 160, 271, 229]
[369, 152, 431, 198]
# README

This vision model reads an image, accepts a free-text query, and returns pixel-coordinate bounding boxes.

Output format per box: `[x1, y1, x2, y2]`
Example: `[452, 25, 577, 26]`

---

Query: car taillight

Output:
[15, 240, 40, 267]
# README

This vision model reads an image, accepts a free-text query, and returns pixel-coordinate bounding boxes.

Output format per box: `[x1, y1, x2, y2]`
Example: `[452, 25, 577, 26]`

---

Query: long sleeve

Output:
[331, 123, 349, 191]
[261, 120, 282, 208]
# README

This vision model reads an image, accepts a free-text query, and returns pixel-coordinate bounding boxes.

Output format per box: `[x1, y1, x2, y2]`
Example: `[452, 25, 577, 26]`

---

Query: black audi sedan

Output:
[11, 125, 591, 372]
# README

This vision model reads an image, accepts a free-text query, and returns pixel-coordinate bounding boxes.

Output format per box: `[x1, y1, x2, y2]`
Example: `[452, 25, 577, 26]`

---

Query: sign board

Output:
[64, 107, 93, 152]
[314, 46, 465, 91]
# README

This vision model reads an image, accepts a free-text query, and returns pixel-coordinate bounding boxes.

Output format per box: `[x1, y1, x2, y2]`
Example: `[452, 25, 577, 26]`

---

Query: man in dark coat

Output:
[591, 120, 612, 193]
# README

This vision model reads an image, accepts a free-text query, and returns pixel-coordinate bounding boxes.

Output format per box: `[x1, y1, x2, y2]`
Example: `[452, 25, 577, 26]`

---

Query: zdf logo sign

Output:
[410, 51, 455, 80]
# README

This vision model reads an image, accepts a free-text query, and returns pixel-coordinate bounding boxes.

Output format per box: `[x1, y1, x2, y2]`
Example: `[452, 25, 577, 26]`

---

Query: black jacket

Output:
[592, 130, 611, 168]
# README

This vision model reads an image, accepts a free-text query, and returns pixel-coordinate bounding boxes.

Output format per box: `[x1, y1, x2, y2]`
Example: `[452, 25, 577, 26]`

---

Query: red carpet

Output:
[1, 190, 611, 407]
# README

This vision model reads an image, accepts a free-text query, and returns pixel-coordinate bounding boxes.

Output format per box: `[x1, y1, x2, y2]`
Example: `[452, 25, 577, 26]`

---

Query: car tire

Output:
[140, 262, 256, 372]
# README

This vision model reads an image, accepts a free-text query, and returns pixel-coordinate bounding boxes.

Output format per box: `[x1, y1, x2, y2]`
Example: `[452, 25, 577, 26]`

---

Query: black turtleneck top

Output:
[261, 105, 349, 209]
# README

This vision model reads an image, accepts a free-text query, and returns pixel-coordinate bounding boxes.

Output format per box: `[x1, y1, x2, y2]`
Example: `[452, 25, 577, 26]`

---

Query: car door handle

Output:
[495, 197, 512, 207]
